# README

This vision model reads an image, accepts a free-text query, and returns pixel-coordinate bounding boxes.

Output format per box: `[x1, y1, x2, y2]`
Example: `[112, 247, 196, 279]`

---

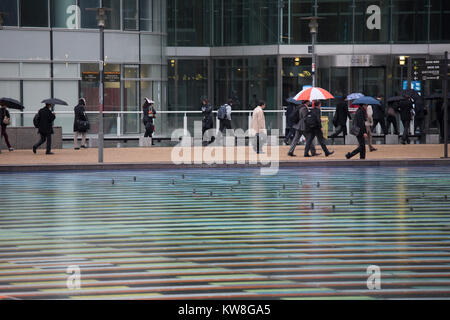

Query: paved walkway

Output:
[0, 144, 449, 167]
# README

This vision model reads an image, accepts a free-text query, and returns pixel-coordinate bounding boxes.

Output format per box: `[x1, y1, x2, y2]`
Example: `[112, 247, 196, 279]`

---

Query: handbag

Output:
[3, 116, 10, 125]
[77, 120, 90, 131]
[350, 124, 360, 136]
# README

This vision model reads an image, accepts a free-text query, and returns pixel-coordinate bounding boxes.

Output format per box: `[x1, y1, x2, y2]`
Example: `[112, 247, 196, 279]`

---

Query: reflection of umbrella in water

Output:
[352, 96, 381, 106]
[41, 98, 68, 106]
[346, 93, 364, 101]
[387, 96, 407, 103]
[293, 87, 334, 101]
[425, 92, 450, 100]
[0, 97, 25, 110]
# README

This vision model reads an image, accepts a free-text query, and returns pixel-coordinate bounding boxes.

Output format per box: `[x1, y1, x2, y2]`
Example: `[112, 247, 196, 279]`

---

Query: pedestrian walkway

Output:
[0, 145, 449, 168]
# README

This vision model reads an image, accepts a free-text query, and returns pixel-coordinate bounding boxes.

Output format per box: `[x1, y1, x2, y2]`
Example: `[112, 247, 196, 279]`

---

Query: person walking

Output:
[397, 96, 414, 144]
[288, 100, 317, 157]
[250, 100, 266, 154]
[303, 100, 334, 158]
[201, 96, 214, 145]
[329, 96, 352, 141]
[413, 95, 426, 140]
[0, 103, 13, 151]
[365, 104, 377, 152]
[284, 99, 297, 145]
[386, 101, 399, 135]
[372, 94, 387, 135]
[73, 98, 89, 150]
[33, 103, 56, 155]
[346, 104, 368, 160]
[142, 98, 157, 144]
[218, 99, 232, 134]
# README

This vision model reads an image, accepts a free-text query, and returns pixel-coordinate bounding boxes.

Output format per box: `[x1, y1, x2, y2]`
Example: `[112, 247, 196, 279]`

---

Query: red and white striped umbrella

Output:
[293, 87, 334, 101]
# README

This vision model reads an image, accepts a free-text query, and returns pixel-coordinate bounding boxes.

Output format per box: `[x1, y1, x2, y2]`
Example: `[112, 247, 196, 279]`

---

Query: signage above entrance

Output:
[320, 55, 388, 68]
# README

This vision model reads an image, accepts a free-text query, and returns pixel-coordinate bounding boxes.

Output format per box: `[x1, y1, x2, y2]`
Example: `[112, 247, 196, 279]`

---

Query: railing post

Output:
[282, 110, 286, 136]
[117, 113, 121, 137]
[12, 114, 17, 127]
[248, 112, 252, 131]
[183, 112, 188, 136]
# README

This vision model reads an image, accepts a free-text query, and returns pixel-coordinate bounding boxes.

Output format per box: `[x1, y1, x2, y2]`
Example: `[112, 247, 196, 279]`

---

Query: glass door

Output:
[351, 67, 386, 98]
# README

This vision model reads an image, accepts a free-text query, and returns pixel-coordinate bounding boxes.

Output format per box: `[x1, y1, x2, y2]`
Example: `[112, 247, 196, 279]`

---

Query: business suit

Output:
[33, 106, 56, 154]
[397, 99, 413, 144]
[371, 101, 387, 135]
[346, 107, 367, 159]
[288, 104, 317, 156]
[330, 100, 351, 138]
[304, 107, 332, 157]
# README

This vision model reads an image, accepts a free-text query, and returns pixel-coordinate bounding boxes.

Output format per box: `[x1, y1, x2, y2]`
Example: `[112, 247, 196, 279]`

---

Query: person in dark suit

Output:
[201, 96, 214, 146]
[397, 97, 414, 144]
[413, 96, 426, 139]
[142, 98, 157, 144]
[284, 100, 297, 145]
[33, 103, 56, 154]
[303, 100, 334, 158]
[288, 100, 318, 157]
[73, 98, 89, 150]
[329, 97, 352, 140]
[386, 101, 399, 135]
[346, 104, 368, 159]
[372, 95, 387, 135]
[0, 104, 13, 151]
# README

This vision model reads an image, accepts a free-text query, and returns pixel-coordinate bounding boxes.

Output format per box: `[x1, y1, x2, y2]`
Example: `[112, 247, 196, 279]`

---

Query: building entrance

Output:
[351, 67, 386, 98]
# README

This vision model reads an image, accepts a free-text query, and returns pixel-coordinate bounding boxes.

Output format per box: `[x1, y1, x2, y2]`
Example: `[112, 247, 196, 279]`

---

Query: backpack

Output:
[304, 109, 318, 130]
[33, 112, 40, 128]
[217, 104, 228, 120]
[288, 105, 300, 124]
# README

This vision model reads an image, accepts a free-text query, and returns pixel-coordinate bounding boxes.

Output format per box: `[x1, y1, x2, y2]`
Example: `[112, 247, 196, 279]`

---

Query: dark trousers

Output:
[202, 126, 215, 146]
[219, 119, 232, 134]
[347, 135, 366, 159]
[284, 127, 296, 144]
[372, 118, 387, 135]
[329, 124, 347, 138]
[1, 125, 11, 149]
[304, 129, 330, 156]
[401, 120, 411, 143]
[289, 129, 316, 155]
[34, 134, 52, 153]
[414, 118, 425, 137]
[386, 116, 399, 134]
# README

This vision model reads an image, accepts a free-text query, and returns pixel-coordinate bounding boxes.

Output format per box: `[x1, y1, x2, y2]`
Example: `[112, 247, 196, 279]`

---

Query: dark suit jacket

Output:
[353, 107, 367, 137]
[397, 99, 413, 122]
[372, 102, 385, 120]
[73, 104, 88, 132]
[335, 101, 351, 126]
[37, 107, 55, 135]
[285, 103, 297, 127]
[0, 108, 10, 127]
[201, 104, 214, 130]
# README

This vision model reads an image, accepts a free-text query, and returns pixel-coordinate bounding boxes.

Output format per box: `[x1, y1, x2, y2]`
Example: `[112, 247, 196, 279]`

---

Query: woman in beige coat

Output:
[250, 101, 266, 154]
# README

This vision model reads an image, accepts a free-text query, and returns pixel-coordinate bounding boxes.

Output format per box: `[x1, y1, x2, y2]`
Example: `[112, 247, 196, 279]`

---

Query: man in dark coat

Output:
[303, 101, 334, 158]
[386, 101, 399, 135]
[201, 96, 214, 145]
[346, 105, 368, 159]
[397, 97, 414, 144]
[73, 98, 89, 149]
[372, 95, 387, 135]
[288, 100, 317, 157]
[33, 103, 56, 154]
[329, 97, 352, 139]
[0, 104, 13, 151]
[413, 96, 426, 139]
[284, 100, 297, 145]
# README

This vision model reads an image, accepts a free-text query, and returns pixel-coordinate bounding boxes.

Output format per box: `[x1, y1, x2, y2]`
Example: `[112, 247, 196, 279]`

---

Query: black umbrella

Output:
[425, 92, 450, 100]
[401, 89, 420, 99]
[285, 97, 303, 105]
[387, 96, 407, 103]
[0, 97, 25, 110]
[41, 98, 68, 106]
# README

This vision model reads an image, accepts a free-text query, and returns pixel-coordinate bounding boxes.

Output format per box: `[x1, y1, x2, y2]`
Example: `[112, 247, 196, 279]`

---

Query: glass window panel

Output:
[123, 65, 139, 79]
[282, 57, 312, 101]
[21, 63, 51, 78]
[80, 0, 100, 29]
[0, 0, 18, 26]
[103, 0, 121, 30]
[54, 64, 79, 78]
[391, 0, 428, 43]
[317, 0, 352, 43]
[430, 0, 450, 41]
[141, 64, 162, 79]
[140, 0, 153, 31]
[152, 0, 161, 32]
[123, 0, 138, 30]
[0, 81, 20, 100]
[20, 0, 49, 27]
[354, 0, 389, 43]
[53, 81, 79, 134]
[52, 0, 79, 28]
[283, 0, 314, 44]
[23, 81, 51, 127]
[0, 63, 20, 78]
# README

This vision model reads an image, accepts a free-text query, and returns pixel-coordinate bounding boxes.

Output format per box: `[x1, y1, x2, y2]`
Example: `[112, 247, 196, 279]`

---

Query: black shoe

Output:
[32, 146, 37, 154]
[369, 147, 377, 152]
[401, 140, 406, 145]
[287, 152, 296, 157]
[311, 152, 321, 157]
[325, 151, 334, 157]
[46, 152, 54, 155]
[345, 153, 351, 159]
[81, 145, 88, 149]
[8, 148, 14, 152]
[304, 154, 311, 158]
[74, 147, 80, 150]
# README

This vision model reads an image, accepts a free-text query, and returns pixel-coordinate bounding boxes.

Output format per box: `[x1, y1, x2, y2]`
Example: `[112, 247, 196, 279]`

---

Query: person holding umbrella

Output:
[284, 97, 298, 145]
[201, 96, 214, 146]
[33, 103, 56, 154]
[0, 102, 14, 151]
[288, 100, 318, 157]
[329, 95, 352, 141]
[372, 94, 387, 135]
[303, 100, 334, 158]
[73, 98, 89, 150]
[142, 98, 157, 144]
